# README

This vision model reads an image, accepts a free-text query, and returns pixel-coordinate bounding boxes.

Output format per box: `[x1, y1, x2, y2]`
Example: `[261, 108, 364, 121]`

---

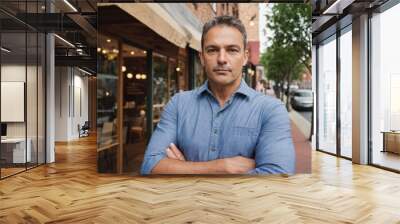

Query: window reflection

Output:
[371, 5, 400, 171]
[97, 35, 119, 172]
[153, 53, 168, 127]
[121, 44, 148, 173]
[339, 28, 352, 158]
[168, 58, 178, 98]
[1, 31, 27, 177]
[317, 36, 337, 155]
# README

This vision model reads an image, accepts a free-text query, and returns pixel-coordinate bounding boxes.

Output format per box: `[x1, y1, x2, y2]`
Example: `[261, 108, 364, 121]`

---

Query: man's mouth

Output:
[213, 68, 231, 73]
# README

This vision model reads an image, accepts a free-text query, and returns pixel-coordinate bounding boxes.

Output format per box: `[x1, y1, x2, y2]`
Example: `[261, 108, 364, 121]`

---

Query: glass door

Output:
[317, 35, 337, 155]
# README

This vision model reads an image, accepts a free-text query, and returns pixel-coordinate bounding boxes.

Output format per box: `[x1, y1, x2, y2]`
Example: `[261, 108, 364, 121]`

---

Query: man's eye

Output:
[228, 49, 239, 53]
[207, 49, 217, 53]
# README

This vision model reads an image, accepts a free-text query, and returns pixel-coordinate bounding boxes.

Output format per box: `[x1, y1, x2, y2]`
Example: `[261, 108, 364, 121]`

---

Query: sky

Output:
[259, 3, 273, 54]
[259, 4, 267, 54]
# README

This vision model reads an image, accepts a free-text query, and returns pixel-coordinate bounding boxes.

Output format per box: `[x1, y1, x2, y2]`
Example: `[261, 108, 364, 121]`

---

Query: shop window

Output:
[317, 35, 337, 155]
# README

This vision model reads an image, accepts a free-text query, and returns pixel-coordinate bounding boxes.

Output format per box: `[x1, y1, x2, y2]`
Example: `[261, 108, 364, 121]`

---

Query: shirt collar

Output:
[196, 79, 256, 100]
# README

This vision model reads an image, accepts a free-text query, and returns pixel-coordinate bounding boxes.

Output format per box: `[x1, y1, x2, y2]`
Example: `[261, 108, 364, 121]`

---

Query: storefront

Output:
[97, 3, 205, 173]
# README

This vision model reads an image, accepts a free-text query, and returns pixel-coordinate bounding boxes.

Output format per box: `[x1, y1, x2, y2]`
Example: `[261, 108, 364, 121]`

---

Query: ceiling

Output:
[0, 0, 98, 72]
[312, 0, 389, 42]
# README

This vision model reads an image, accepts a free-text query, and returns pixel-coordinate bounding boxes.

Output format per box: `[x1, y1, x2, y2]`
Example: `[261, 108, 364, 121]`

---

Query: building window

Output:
[97, 34, 120, 173]
[317, 35, 337, 155]
[370, 3, 400, 171]
[339, 26, 352, 158]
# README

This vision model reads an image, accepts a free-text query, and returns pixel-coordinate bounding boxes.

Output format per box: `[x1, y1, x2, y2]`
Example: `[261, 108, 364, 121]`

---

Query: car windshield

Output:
[295, 91, 312, 97]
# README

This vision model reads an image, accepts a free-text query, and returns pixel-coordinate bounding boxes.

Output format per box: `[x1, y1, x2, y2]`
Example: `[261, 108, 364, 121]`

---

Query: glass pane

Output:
[1, 30, 27, 177]
[340, 28, 352, 158]
[121, 44, 148, 173]
[317, 36, 337, 154]
[153, 53, 168, 128]
[97, 34, 119, 172]
[26, 0, 39, 167]
[38, 32, 45, 165]
[168, 58, 178, 97]
[27, 31, 38, 169]
[371, 5, 400, 171]
[177, 49, 188, 92]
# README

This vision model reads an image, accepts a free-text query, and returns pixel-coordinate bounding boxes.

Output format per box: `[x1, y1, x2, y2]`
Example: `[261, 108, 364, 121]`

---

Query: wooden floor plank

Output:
[0, 134, 400, 223]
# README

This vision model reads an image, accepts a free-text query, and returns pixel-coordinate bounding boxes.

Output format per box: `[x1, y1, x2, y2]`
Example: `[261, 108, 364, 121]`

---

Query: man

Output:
[141, 16, 295, 175]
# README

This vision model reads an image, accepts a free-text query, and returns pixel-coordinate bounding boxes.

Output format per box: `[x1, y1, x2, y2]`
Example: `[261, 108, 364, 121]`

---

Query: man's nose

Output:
[217, 50, 227, 64]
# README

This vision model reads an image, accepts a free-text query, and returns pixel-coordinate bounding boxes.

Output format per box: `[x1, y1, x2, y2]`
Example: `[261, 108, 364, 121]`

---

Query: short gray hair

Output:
[201, 15, 247, 50]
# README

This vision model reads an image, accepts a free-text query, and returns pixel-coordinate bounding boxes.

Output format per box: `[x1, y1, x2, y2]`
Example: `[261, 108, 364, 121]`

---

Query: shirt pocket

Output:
[226, 127, 258, 158]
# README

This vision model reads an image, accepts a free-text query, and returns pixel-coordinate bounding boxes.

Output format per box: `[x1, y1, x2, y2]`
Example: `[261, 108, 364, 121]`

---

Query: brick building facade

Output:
[239, 4, 262, 88]
[186, 3, 239, 26]
[186, 3, 216, 25]
[239, 3, 259, 42]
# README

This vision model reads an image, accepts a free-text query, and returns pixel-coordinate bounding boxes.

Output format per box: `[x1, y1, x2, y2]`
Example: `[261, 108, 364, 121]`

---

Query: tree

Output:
[261, 3, 311, 109]
[260, 44, 303, 108]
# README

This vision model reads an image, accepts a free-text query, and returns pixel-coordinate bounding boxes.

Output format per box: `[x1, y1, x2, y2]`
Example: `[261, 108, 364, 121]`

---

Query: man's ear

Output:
[242, 49, 249, 66]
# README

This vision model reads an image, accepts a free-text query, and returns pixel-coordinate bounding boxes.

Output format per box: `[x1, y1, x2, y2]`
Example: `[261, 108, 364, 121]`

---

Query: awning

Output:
[180, 21, 202, 51]
[99, 3, 188, 49]
[159, 3, 202, 51]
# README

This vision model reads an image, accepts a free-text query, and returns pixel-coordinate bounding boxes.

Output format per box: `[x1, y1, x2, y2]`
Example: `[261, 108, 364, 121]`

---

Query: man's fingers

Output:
[166, 148, 177, 159]
[169, 143, 185, 161]
[165, 144, 185, 161]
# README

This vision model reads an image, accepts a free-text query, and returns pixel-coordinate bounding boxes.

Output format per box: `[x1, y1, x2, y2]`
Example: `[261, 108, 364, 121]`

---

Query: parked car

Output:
[289, 84, 299, 93]
[290, 89, 313, 111]
[283, 84, 299, 93]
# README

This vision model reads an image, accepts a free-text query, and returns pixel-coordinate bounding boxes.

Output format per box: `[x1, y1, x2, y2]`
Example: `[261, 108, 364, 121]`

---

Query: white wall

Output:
[54, 67, 89, 141]
[1, 63, 46, 164]
[1, 65, 36, 138]
[55, 66, 69, 141]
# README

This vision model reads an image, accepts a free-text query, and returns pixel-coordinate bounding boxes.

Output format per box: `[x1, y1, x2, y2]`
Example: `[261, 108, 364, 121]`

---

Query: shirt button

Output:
[211, 148, 216, 152]
[213, 129, 218, 134]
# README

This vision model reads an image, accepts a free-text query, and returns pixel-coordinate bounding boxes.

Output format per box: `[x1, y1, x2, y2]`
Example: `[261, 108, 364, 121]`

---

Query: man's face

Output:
[200, 25, 248, 87]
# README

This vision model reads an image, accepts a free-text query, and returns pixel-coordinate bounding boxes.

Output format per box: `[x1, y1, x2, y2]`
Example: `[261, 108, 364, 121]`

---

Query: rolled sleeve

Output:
[140, 152, 166, 175]
[248, 101, 296, 175]
[140, 94, 179, 175]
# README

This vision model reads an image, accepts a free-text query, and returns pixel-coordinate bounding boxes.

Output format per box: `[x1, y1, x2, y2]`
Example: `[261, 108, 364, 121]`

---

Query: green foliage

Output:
[261, 3, 312, 84]
[260, 44, 302, 84]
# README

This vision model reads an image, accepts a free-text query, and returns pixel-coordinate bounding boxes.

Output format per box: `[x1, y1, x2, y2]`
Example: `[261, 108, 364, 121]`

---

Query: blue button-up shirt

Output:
[140, 79, 295, 175]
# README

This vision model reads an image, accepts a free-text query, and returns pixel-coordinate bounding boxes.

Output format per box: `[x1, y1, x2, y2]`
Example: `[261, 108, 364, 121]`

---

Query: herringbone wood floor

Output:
[1, 135, 400, 223]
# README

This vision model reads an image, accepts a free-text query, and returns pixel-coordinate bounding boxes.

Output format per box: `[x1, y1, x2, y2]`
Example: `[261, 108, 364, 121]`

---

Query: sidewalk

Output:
[291, 121, 312, 173]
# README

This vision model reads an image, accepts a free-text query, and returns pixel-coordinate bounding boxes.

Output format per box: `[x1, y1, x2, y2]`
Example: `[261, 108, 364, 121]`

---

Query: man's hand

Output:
[165, 143, 186, 161]
[221, 156, 255, 174]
